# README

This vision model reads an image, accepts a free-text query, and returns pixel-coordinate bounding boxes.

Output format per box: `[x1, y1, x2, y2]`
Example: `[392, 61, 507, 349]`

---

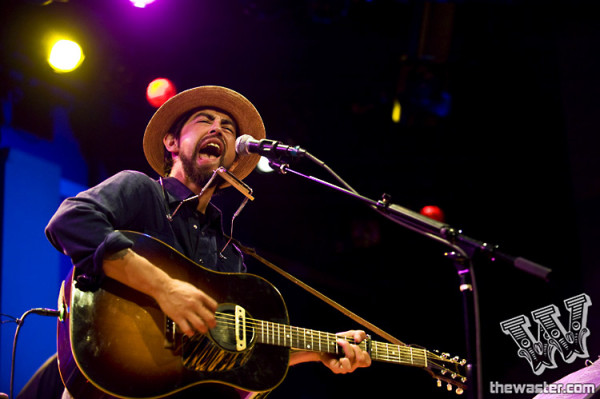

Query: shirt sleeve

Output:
[45, 170, 158, 287]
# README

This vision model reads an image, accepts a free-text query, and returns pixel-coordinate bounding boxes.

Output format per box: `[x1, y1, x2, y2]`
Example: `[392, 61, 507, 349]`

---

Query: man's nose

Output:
[209, 121, 224, 135]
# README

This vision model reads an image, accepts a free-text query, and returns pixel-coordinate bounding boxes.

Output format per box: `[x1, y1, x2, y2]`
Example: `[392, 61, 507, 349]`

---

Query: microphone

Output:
[235, 134, 306, 159]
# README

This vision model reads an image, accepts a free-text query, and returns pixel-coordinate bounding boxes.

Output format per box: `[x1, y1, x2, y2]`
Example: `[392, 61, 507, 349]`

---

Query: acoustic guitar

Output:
[57, 231, 467, 398]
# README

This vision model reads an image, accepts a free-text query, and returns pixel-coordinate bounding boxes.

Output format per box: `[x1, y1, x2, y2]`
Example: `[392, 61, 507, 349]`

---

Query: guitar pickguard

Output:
[183, 304, 255, 373]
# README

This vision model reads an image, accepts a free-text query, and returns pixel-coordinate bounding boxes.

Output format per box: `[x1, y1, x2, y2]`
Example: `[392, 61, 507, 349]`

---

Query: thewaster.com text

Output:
[490, 381, 596, 395]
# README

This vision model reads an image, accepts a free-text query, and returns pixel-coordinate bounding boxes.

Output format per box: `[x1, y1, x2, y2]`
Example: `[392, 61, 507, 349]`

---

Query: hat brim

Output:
[143, 86, 265, 187]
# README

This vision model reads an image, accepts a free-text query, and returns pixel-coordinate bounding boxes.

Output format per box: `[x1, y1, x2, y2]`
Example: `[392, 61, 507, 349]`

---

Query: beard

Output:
[180, 151, 222, 189]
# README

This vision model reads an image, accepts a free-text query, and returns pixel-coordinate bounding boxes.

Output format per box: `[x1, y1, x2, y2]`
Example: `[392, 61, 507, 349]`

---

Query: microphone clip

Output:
[259, 140, 306, 160]
[267, 160, 290, 175]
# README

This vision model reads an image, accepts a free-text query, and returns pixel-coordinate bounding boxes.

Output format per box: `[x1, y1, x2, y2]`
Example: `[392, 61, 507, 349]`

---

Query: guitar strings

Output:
[211, 312, 434, 364]
[210, 311, 464, 378]
[213, 311, 406, 351]
[173, 311, 463, 382]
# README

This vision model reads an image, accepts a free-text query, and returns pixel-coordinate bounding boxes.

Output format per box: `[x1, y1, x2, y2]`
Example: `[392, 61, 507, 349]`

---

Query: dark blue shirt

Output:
[45, 170, 245, 289]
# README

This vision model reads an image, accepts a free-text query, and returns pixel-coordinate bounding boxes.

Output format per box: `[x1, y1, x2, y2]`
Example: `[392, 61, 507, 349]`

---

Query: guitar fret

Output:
[264, 321, 268, 344]
[318, 331, 322, 352]
[277, 324, 285, 346]
[373, 342, 423, 365]
[389, 344, 397, 362]
[268, 321, 272, 345]
[294, 327, 298, 348]
[296, 328, 310, 350]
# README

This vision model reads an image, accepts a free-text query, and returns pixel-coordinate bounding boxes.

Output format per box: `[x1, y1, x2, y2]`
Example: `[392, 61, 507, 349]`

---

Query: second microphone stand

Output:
[267, 152, 552, 399]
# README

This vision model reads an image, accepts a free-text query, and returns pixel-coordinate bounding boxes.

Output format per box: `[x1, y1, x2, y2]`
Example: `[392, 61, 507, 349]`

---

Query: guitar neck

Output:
[254, 319, 428, 368]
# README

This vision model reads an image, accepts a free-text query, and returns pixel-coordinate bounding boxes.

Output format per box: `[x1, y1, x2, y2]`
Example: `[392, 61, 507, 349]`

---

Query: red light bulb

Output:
[146, 78, 176, 108]
[420, 205, 445, 222]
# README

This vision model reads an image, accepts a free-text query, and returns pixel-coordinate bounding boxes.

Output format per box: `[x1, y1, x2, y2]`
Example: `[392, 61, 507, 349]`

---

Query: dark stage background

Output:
[1, 0, 599, 398]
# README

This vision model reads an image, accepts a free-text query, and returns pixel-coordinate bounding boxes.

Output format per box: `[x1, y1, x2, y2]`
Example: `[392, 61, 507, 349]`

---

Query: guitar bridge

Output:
[235, 305, 247, 351]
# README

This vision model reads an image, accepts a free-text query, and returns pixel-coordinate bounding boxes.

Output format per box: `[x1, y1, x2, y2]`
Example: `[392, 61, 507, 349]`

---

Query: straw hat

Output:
[143, 85, 265, 185]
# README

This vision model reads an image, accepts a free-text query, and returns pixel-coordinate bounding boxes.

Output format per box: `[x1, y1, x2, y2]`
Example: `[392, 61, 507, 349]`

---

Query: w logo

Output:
[500, 293, 592, 375]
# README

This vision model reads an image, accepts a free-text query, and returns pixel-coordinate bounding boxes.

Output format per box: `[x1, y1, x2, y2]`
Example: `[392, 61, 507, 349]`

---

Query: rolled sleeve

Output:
[45, 171, 163, 287]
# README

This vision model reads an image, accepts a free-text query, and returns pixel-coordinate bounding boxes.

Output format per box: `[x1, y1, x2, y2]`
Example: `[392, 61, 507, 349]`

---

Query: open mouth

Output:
[197, 140, 223, 159]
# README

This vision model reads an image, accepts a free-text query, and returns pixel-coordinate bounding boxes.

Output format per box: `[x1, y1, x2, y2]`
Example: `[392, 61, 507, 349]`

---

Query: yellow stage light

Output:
[48, 39, 84, 73]
[392, 98, 402, 124]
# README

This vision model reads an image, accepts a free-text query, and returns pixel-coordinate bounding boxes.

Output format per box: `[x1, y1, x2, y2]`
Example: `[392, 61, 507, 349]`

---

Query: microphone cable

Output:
[8, 308, 61, 399]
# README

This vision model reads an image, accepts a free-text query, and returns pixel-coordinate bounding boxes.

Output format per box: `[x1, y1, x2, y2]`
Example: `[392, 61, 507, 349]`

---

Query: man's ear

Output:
[163, 133, 179, 154]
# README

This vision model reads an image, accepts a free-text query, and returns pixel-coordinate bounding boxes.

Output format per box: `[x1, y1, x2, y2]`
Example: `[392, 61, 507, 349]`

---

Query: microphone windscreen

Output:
[235, 134, 254, 155]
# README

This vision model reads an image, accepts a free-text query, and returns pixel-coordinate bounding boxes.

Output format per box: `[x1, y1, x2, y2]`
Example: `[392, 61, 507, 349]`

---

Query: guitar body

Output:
[57, 231, 290, 399]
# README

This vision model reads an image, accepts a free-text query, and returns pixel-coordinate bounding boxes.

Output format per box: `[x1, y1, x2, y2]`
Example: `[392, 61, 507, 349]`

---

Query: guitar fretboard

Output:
[254, 319, 428, 368]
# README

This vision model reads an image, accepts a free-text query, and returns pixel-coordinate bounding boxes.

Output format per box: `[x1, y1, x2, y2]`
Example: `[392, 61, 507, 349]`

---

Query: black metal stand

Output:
[268, 156, 552, 399]
[446, 251, 480, 399]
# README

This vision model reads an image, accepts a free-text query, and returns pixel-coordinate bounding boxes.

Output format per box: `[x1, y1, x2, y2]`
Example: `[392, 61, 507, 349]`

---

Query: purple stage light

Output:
[130, 0, 157, 8]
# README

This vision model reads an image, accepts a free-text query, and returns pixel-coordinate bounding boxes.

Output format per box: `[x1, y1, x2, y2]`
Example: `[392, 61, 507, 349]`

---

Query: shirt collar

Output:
[160, 176, 223, 225]
[162, 176, 195, 203]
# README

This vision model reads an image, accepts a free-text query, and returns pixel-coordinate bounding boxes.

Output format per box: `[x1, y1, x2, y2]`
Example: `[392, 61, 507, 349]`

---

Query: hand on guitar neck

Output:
[290, 330, 372, 374]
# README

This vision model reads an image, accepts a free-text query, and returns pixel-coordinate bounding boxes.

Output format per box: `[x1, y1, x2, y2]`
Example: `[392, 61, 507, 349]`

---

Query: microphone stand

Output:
[268, 156, 552, 399]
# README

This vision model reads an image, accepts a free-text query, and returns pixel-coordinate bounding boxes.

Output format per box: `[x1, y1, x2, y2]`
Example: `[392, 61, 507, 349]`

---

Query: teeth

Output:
[198, 141, 222, 159]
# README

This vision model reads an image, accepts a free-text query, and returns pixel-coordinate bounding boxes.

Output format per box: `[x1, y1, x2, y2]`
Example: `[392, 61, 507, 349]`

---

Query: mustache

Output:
[195, 135, 226, 156]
